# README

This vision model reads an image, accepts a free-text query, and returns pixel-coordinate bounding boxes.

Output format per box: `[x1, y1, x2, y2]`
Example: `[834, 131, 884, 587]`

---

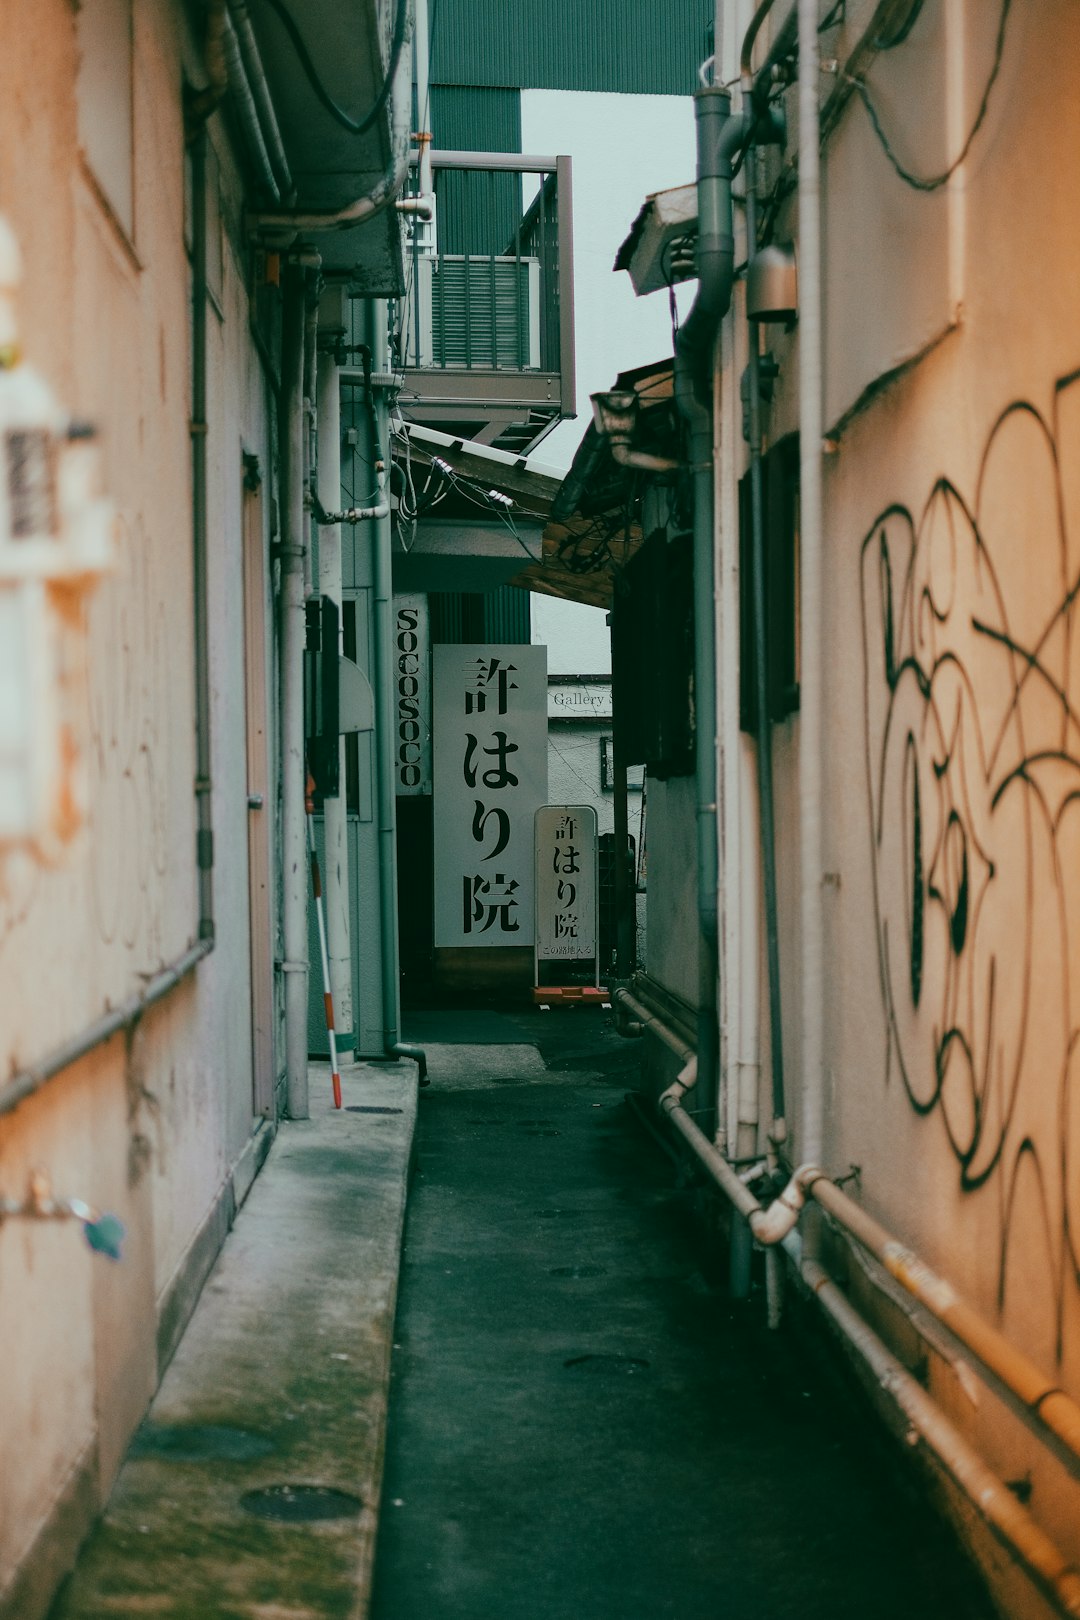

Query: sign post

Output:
[533, 804, 606, 1005]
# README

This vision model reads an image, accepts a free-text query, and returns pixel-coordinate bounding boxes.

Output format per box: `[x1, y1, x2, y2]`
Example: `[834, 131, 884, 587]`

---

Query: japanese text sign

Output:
[393, 595, 431, 794]
[534, 804, 598, 967]
[433, 644, 547, 948]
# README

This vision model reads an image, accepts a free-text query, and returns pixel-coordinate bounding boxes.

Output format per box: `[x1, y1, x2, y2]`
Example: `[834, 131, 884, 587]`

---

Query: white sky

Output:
[521, 90, 696, 674]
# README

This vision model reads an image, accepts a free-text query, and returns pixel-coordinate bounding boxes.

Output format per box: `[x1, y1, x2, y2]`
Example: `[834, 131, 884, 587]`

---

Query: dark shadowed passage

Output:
[371, 1028, 991, 1620]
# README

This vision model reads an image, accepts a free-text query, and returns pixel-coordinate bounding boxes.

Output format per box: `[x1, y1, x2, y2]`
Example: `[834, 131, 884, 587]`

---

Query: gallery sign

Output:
[394, 595, 431, 794]
[433, 644, 548, 947]
[534, 805, 598, 972]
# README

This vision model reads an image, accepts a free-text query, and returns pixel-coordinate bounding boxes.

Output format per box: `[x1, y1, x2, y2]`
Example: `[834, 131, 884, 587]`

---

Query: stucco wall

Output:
[0, 3, 275, 1607]
[765, 0, 1080, 1593]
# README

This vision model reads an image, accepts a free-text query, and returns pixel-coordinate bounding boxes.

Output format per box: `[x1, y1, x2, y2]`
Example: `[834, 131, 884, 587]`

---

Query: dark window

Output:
[611, 527, 694, 779]
[739, 433, 800, 732]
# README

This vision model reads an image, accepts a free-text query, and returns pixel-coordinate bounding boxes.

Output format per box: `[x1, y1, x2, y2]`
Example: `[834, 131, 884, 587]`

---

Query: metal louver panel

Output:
[421, 256, 540, 370]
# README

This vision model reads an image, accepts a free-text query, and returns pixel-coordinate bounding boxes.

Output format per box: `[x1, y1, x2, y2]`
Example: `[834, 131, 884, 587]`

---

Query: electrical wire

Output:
[845, 0, 1010, 193]
[256, 0, 409, 138]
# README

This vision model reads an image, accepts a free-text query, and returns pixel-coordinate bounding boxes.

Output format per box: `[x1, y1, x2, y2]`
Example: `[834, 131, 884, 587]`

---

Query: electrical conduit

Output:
[673, 81, 749, 1145]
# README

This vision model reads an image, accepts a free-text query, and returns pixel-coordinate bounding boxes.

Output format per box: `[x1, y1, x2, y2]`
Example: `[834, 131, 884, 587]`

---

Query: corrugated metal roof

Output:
[431, 0, 711, 95]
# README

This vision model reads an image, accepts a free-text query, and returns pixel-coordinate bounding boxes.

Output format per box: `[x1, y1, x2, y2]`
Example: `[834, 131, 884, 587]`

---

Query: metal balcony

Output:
[392, 151, 576, 456]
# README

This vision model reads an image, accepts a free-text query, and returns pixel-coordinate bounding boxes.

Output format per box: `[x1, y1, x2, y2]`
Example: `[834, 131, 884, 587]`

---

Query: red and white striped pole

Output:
[306, 775, 343, 1110]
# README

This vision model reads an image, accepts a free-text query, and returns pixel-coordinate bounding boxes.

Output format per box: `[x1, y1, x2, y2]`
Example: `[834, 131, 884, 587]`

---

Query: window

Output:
[611, 527, 694, 779]
[600, 737, 644, 793]
[739, 434, 800, 732]
[77, 0, 135, 239]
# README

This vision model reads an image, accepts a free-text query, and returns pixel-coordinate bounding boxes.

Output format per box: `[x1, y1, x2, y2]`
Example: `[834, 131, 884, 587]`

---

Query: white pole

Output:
[281, 267, 309, 1119]
[797, 0, 825, 1174]
[316, 343, 354, 1044]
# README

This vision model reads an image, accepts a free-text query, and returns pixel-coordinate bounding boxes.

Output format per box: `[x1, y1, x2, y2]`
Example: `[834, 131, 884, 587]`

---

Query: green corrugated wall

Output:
[431, 0, 712, 96]
[430, 86, 522, 256]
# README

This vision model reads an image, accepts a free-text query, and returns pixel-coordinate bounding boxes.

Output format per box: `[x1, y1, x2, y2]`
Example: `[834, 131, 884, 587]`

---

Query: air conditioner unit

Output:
[400, 255, 541, 370]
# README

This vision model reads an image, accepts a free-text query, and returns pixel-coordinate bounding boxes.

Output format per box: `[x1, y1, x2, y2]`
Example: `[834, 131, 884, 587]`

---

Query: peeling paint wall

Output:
[0, 3, 277, 1610]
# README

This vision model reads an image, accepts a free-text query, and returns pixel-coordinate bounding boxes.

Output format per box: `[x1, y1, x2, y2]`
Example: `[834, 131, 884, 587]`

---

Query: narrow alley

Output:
[7, 5, 1080, 1618]
[372, 1013, 990, 1620]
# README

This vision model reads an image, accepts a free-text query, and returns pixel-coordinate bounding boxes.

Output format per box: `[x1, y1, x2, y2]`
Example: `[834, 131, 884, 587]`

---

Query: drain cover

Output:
[240, 1484, 363, 1523]
[564, 1353, 650, 1375]
[345, 1106, 403, 1115]
[550, 1265, 608, 1279]
[131, 1425, 275, 1463]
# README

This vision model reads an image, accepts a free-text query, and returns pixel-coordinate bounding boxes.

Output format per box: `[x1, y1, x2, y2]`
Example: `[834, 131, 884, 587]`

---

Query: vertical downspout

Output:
[674, 84, 742, 1140]
[797, 0, 825, 1184]
[315, 339, 355, 1047]
[189, 129, 215, 945]
[612, 731, 633, 977]
[280, 266, 310, 1118]
[739, 72, 787, 1149]
[364, 304, 428, 1087]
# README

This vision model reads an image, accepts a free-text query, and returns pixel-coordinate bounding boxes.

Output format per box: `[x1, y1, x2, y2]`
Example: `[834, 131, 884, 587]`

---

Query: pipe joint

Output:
[749, 1163, 825, 1245]
[659, 1053, 699, 1113]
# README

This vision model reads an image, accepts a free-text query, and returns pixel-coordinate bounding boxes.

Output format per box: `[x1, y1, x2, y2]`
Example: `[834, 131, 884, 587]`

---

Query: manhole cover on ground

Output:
[345, 1106, 403, 1115]
[563, 1353, 650, 1375]
[131, 1425, 276, 1463]
[240, 1484, 363, 1523]
[550, 1265, 608, 1279]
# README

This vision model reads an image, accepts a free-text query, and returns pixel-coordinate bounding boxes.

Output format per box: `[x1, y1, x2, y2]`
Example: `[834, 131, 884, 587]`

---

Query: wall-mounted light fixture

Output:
[747, 242, 798, 325]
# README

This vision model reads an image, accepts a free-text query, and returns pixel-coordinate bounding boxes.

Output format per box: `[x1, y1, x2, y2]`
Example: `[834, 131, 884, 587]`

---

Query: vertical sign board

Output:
[394, 594, 432, 794]
[433, 644, 548, 947]
[534, 805, 599, 981]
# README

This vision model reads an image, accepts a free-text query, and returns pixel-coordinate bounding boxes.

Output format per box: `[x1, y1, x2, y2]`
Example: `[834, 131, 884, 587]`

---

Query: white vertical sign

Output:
[433, 644, 548, 947]
[393, 595, 431, 794]
[534, 805, 598, 968]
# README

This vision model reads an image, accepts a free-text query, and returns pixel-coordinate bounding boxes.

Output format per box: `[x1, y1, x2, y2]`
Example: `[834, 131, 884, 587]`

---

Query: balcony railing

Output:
[392, 151, 576, 455]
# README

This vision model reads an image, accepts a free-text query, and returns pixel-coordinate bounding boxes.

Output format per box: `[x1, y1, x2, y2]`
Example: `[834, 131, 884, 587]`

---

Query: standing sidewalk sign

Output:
[433, 644, 547, 947]
[534, 804, 599, 987]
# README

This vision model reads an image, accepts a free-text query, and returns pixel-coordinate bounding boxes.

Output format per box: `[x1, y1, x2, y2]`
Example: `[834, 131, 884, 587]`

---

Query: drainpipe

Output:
[315, 330, 355, 1050]
[796, 0, 826, 1191]
[279, 264, 310, 1118]
[738, 64, 787, 1150]
[221, 11, 280, 203]
[251, 0, 414, 236]
[189, 130, 216, 946]
[363, 306, 428, 1088]
[228, 0, 294, 202]
[673, 82, 747, 1140]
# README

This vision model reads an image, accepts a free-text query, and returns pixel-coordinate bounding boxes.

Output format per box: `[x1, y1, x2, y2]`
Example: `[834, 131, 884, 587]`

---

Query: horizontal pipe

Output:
[655, 1082, 1080, 1611]
[803, 1259, 1080, 1619]
[423, 149, 560, 173]
[0, 939, 213, 1119]
[661, 1081, 1080, 1473]
[809, 1177, 1080, 1469]
[613, 989, 695, 1065]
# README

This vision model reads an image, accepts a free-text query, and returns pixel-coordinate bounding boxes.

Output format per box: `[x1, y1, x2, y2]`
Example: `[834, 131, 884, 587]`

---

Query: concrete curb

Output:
[53, 1062, 419, 1620]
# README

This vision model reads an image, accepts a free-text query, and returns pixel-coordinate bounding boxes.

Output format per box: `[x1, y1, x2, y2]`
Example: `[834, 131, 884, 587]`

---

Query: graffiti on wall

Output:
[860, 370, 1080, 1356]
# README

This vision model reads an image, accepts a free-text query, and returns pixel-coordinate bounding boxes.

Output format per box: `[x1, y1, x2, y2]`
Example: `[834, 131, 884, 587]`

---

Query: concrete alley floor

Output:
[50, 1062, 417, 1620]
[46, 1011, 993, 1620]
[372, 1007, 993, 1620]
